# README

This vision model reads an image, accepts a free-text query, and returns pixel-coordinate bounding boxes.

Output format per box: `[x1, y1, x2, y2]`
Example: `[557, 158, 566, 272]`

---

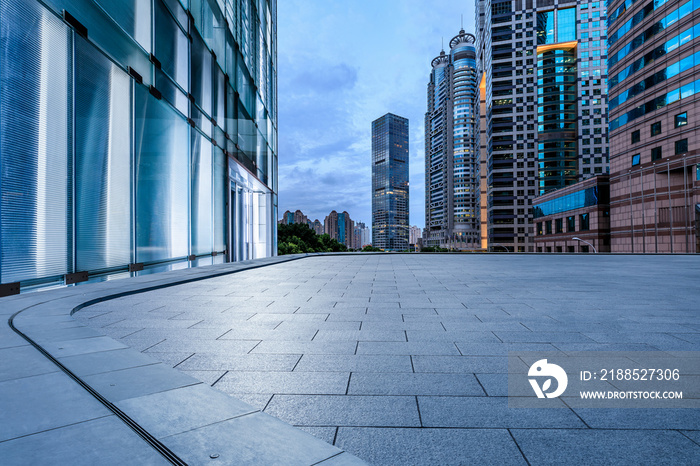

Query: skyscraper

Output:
[324, 210, 355, 248]
[425, 29, 481, 250]
[476, 0, 609, 252]
[0, 0, 277, 292]
[372, 113, 409, 251]
[608, 0, 700, 252]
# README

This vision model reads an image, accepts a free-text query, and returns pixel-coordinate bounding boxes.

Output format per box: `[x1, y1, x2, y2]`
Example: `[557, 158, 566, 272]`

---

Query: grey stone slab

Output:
[512, 429, 700, 465]
[178, 370, 227, 385]
[294, 354, 413, 373]
[296, 426, 337, 445]
[312, 330, 407, 342]
[0, 345, 59, 382]
[0, 372, 111, 441]
[116, 383, 257, 438]
[251, 341, 357, 355]
[335, 427, 526, 466]
[264, 395, 421, 427]
[57, 348, 160, 377]
[454, 342, 561, 356]
[144, 339, 260, 354]
[38, 336, 128, 358]
[214, 371, 349, 395]
[81, 363, 201, 402]
[218, 328, 318, 341]
[162, 412, 345, 465]
[573, 408, 700, 430]
[418, 396, 584, 428]
[176, 353, 301, 371]
[224, 392, 273, 410]
[356, 341, 461, 355]
[406, 330, 502, 343]
[493, 331, 594, 343]
[475, 373, 509, 396]
[0, 415, 168, 465]
[412, 355, 520, 374]
[348, 372, 484, 396]
[315, 452, 369, 465]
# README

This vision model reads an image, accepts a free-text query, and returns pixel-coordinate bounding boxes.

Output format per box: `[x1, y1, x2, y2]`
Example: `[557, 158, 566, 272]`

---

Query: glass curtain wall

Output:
[0, 0, 277, 290]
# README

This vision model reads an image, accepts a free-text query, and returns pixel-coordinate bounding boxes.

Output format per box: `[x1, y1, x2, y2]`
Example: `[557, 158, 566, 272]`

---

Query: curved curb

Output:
[4, 253, 367, 465]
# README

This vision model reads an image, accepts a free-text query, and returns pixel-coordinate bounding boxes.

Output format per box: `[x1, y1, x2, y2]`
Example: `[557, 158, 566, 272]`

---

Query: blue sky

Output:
[277, 1, 475, 229]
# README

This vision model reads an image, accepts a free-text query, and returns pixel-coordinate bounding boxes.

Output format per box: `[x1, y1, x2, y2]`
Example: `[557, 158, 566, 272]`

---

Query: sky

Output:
[277, 0, 476, 229]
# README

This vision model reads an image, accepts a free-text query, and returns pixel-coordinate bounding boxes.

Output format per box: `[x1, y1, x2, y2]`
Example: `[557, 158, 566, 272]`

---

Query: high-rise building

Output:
[324, 210, 354, 248]
[372, 113, 409, 250]
[608, 0, 700, 253]
[353, 222, 371, 249]
[476, 0, 609, 252]
[279, 210, 309, 225]
[0, 0, 277, 293]
[408, 226, 422, 246]
[425, 30, 481, 250]
[311, 219, 324, 236]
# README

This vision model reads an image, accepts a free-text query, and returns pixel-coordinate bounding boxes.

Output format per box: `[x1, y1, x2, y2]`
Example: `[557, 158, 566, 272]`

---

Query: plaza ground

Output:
[2, 254, 700, 464]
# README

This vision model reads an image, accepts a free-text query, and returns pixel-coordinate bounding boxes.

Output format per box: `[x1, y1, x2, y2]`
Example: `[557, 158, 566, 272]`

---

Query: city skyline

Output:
[277, 0, 476, 228]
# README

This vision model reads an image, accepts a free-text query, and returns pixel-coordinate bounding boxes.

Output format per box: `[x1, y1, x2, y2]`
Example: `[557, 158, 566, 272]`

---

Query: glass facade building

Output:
[372, 113, 409, 251]
[425, 30, 481, 249]
[0, 0, 277, 292]
[476, 0, 608, 252]
[608, 0, 700, 253]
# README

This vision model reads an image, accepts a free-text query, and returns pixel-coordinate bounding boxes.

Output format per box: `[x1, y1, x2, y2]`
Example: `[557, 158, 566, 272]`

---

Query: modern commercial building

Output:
[372, 113, 409, 251]
[476, 0, 609, 252]
[0, 0, 277, 293]
[409, 226, 422, 247]
[324, 210, 354, 248]
[425, 30, 481, 250]
[533, 175, 610, 252]
[608, 0, 700, 253]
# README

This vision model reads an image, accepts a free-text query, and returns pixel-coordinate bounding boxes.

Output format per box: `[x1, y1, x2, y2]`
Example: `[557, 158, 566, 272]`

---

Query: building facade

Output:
[476, 0, 609, 252]
[324, 210, 354, 248]
[533, 175, 610, 252]
[0, 0, 277, 293]
[353, 222, 371, 249]
[425, 30, 481, 250]
[608, 0, 700, 253]
[372, 113, 409, 251]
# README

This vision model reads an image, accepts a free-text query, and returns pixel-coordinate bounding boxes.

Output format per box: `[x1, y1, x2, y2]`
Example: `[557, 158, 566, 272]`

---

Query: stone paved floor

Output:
[77, 254, 700, 465]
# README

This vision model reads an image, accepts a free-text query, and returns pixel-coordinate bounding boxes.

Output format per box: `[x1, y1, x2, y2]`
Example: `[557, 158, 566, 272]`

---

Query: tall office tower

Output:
[608, 0, 700, 253]
[280, 210, 309, 225]
[476, 0, 609, 252]
[372, 113, 409, 251]
[324, 210, 354, 247]
[0, 0, 277, 293]
[425, 30, 481, 250]
[353, 222, 371, 249]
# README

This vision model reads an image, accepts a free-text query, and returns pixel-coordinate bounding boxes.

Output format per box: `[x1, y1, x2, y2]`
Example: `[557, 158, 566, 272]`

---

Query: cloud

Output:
[277, 0, 477, 229]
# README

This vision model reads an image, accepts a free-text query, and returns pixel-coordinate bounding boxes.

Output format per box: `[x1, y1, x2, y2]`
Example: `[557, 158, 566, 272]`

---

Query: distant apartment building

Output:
[476, 0, 609, 252]
[409, 226, 422, 246]
[608, 0, 700, 253]
[279, 210, 309, 225]
[533, 175, 610, 252]
[325, 210, 354, 248]
[372, 113, 409, 251]
[311, 219, 324, 236]
[425, 29, 481, 250]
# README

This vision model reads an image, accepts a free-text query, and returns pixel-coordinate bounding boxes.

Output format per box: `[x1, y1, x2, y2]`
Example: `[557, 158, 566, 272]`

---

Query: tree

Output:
[277, 223, 348, 255]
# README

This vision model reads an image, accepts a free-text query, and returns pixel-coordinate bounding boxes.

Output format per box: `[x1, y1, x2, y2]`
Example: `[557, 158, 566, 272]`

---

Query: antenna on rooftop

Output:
[441, 37, 444, 51]
[461, 14, 463, 29]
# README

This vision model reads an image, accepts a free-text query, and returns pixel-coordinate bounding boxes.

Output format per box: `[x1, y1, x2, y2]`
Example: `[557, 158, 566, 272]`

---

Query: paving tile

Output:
[0, 416, 168, 465]
[179, 370, 227, 385]
[293, 354, 413, 373]
[81, 363, 201, 402]
[33, 336, 128, 358]
[348, 372, 484, 396]
[296, 426, 337, 444]
[57, 348, 160, 377]
[214, 371, 349, 395]
[356, 341, 461, 355]
[0, 372, 111, 442]
[335, 427, 526, 466]
[116, 383, 257, 438]
[250, 341, 357, 355]
[162, 412, 344, 465]
[572, 408, 700, 430]
[417, 396, 584, 428]
[493, 331, 594, 343]
[264, 395, 421, 427]
[0, 345, 59, 382]
[412, 355, 518, 373]
[176, 353, 301, 371]
[512, 429, 700, 465]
